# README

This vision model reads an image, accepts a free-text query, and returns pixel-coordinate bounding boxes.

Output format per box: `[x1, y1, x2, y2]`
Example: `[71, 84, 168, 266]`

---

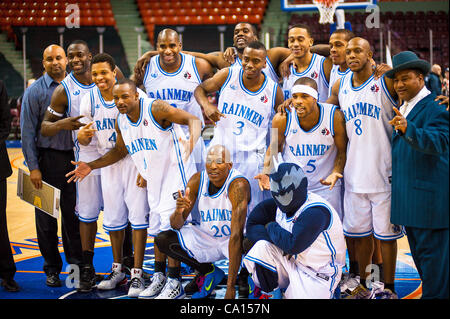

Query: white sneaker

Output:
[127, 268, 145, 298]
[371, 281, 385, 295]
[138, 272, 166, 299]
[155, 277, 186, 299]
[97, 263, 127, 290]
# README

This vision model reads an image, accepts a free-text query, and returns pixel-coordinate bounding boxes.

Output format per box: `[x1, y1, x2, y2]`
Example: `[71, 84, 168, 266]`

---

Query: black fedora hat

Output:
[385, 51, 431, 78]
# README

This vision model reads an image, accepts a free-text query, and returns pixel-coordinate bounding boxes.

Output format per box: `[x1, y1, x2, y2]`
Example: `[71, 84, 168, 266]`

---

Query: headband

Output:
[291, 84, 318, 100]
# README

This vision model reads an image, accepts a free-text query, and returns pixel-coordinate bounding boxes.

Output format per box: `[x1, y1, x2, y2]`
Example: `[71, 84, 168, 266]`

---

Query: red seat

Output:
[36, 16, 47, 26]
[167, 16, 180, 25]
[179, 15, 193, 25]
[103, 16, 116, 26]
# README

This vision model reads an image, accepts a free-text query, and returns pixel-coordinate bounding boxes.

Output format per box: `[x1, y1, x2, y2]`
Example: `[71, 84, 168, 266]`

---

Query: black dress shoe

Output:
[1, 279, 20, 292]
[46, 273, 62, 287]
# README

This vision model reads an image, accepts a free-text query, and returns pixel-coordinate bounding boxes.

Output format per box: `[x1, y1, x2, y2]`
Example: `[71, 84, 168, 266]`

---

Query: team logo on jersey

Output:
[95, 104, 100, 109]
[311, 71, 318, 79]
[321, 128, 330, 136]
[229, 84, 237, 90]
[371, 84, 380, 92]
[184, 71, 191, 79]
[73, 90, 80, 96]
[151, 73, 158, 78]
[260, 94, 268, 103]
[143, 119, 148, 126]
[392, 224, 401, 234]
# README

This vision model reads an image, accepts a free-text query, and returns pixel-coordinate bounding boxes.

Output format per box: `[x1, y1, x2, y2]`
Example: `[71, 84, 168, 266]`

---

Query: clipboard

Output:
[17, 168, 61, 219]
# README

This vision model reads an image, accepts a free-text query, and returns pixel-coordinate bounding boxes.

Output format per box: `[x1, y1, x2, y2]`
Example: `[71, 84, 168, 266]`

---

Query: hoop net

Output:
[313, 0, 341, 24]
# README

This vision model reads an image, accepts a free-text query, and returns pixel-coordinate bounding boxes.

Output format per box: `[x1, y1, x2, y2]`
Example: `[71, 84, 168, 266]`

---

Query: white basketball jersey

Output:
[276, 192, 346, 273]
[282, 103, 339, 191]
[117, 97, 196, 212]
[231, 56, 279, 83]
[209, 67, 278, 156]
[61, 72, 101, 163]
[328, 64, 350, 97]
[79, 86, 147, 155]
[338, 72, 397, 193]
[195, 168, 247, 239]
[282, 53, 329, 102]
[143, 52, 204, 136]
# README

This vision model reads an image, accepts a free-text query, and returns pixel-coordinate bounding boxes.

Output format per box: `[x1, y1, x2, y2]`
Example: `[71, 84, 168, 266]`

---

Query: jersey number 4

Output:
[108, 132, 117, 143]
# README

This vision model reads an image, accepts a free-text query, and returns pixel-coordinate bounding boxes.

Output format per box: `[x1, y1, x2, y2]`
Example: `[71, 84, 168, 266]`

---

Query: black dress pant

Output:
[0, 178, 16, 281]
[35, 148, 82, 275]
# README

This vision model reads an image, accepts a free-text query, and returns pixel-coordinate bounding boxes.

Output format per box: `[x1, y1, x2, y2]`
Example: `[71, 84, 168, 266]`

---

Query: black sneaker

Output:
[237, 271, 249, 298]
[184, 271, 200, 295]
[46, 273, 62, 287]
[1, 279, 20, 292]
[77, 264, 96, 293]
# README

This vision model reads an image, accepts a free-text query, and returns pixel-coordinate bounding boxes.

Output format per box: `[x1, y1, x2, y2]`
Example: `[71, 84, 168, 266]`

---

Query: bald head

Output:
[43, 44, 65, 60]
[157, 28, 180, 44]
[348, 37, 371, 52]
[42, 44, 67, 79]
[346, 37, 373, 73]
[207, 145, 231, 164]
[431, 64, 441, 75]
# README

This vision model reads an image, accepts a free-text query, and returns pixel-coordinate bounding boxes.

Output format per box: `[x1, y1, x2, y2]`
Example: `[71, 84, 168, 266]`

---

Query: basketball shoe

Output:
[138, 272, 166, 299]
[97, 263, 127, 290]
[127, 268, 145, 297]
[155, 277, 186, 299]
[191, 265, 225, 299]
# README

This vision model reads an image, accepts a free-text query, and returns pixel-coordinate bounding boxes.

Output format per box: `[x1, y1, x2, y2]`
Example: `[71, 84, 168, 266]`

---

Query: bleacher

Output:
[136, 0, 269, 45]
[288, 9, 449, 67]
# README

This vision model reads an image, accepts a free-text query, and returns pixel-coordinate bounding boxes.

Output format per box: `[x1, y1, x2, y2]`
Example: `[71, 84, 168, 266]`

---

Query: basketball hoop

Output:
[313, 0, 342, 24]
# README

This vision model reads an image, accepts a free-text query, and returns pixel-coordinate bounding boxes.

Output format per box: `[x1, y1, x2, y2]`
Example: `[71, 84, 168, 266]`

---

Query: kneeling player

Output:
[243, 159, 346, 299]
[155, 145, 251, 299]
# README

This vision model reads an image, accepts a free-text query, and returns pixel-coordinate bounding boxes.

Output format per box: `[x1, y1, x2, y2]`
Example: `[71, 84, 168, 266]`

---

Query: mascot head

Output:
[269, 154, 308, 215]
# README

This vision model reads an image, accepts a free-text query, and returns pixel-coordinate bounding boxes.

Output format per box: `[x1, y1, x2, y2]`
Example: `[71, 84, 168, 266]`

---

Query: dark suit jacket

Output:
[0, 80, 12, 180]
[391, 93, 449, 229]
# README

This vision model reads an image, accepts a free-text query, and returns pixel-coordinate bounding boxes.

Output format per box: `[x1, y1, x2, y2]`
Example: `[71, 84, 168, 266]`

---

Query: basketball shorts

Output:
[343, 190, 404, 240]
[175, 224, 229, 263]
[76, 174, 103, 223]
[147, 206, 174, 237]
[243, 240, 341, 299]
[101, 155, 149, 231]
[310, 184, 343, 221]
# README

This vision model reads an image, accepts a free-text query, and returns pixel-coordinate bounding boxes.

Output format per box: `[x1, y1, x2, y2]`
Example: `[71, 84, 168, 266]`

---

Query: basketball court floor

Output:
[1, 147, 422, 299]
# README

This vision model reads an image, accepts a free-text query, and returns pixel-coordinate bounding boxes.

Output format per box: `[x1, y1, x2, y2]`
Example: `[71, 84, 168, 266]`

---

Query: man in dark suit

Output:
[0, 80, 19, 292]
[386, 51, 449, 299]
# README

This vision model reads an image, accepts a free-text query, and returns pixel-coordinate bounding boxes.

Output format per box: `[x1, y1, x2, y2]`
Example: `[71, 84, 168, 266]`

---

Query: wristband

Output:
[47, 106, 64, 117]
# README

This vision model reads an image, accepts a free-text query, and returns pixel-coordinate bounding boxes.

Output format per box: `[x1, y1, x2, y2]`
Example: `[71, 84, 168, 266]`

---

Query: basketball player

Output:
[154, 145, 251, 299]
[76, 53, 149, 294]
[255, 77, 347, 220]
[244, 161, 346, 299]
[135, 22, 331, 85]
[136, 23, 282, 84]
[281, 24, 331, 102]
[40, 40, 127, 292]
[143, 28, 214, 171]
[327, 37, 403, 299]
[278, 30, 385, 289]
[66, 79, 200, 298]
[194, 41, 284, 213]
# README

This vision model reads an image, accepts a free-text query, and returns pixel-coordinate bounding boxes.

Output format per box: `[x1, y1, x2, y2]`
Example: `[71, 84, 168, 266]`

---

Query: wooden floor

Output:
[3, 147, 422, 299]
